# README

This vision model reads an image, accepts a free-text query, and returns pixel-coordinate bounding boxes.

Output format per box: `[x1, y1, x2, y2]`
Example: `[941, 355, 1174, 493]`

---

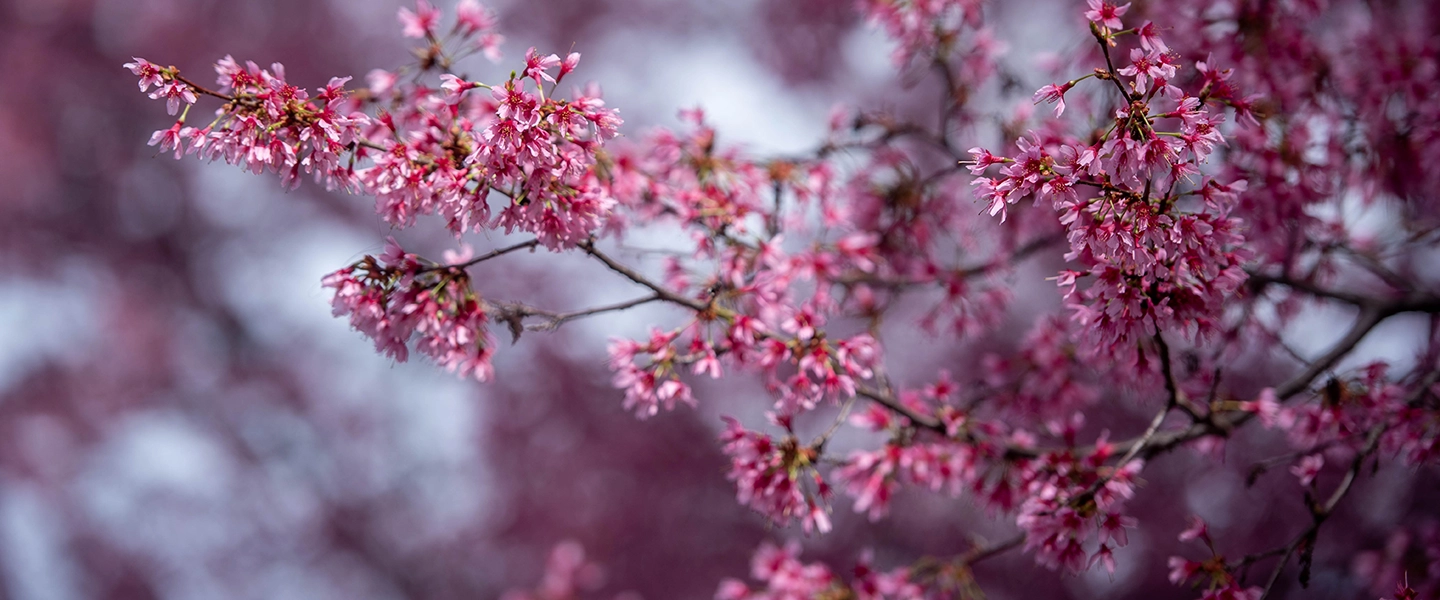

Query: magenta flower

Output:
[559, 52, 581, 79]
[1168, 557, 1201, 584]
[1032, 81, 1075, 117]
[123, 57, 165, 92]
[1137, 21, 1169, 53]
[397, 0, 440, 38]
[523, 47, 562, 87]
[1291, 454, 1324, 486]
[148, 81, 196, 115]
[455, 0, 496, 35]
[1178, 515, 1210, 543]
[148, 122, 184, 159]
[1089, 545, 1117, 575]
[1119, 48, 1178, 95]
[438, 74, 475, 104]
[1084, 0, 1130, 30]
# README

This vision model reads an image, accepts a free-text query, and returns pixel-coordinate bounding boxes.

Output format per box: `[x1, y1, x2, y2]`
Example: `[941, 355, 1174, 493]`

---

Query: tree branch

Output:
[420, 238, 540, 273]
[578, 239, 709, 312]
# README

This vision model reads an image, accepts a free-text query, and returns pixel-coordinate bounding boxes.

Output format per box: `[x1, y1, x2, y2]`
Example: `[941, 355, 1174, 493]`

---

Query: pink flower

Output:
[149, 81, 197, 115]
[848, 404, 896, 432]
[734, 542, 836, 597]
[1291, 454, 1324, 487]
[972, 176, 1012, 222]
[1084, 0, 1130, 30]
[1032, 81, 1075, 117]
[678, 106, 706, 125]
[1167, 556, 1200, 584]
[439, 74, 475, 104]
[180, 126, 211, 155]
[720, 419, 832, 533]
[1099, 511, 1136, 547]
[397, 0, 440, 38]
[1239, 388, 1280, 427]
[559, 52, 581, 79]
[1178, 515, 1209, 544]
[123, 57, 165, 92]
[1136, 21, 1169, 53]
[1118, 48, 1178, 95]
[1089, 544, 1117, 575]
[366, 69, 398, 96]
[475, 32, 505, 63]
[781, 306, 822, 342]
[692, 349, 722, 378]
[455, 0, 497, 35]
[966, 146, 1008, 175]
[441, 244, 474, 265]
[148, 122, 184, 159]
[491, 82, 541, 127]
[524, 47, 562, 87]
[835, 445, 899, 520]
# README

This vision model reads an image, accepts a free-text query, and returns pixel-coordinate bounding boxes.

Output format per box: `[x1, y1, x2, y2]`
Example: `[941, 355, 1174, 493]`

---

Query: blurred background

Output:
[0, 0, 1435, 598]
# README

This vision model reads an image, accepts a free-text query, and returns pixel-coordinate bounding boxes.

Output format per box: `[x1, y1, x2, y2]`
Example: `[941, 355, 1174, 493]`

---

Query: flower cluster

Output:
[719, 417, 832, 534]
[125, 0, 1440, 597]
[1168, 517, 1263, 600]
[969, 7, 1252, 354]
[1014, 450, 1142, 575]
[321, 238, 497, 381]
[716, 542, 923, 600]
[979, 316, 1098, 423]
[857, 0, 988, 69]
[606, 328, 700, 418]
[126, 2, 622, 249]
[360, 65, 620, 248]
[126, 56, 369, 191]
[499, 541, 607, 600]
[835, 439, 978, 521]
[1277, 364, 1440, 466]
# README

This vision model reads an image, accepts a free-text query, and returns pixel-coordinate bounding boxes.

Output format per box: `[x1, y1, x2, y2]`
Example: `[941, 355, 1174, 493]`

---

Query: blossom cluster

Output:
[1276, 364, 1440, 467]
[1013, 448, 1142, 575]
[127, 1, 622, 250]
[125, 56, 369, 191]
[716, 542, 923, 600]
[719, 417, 832, 534]
[857, 0, 993, 72]
[500, 541, 608, 600]
[1166, 517, 1263, 600]
[362, 56, 620, 248]
[125, 0, 1440, 597]
[321, 238, 497, 381]
[968, 5, 1253, 353]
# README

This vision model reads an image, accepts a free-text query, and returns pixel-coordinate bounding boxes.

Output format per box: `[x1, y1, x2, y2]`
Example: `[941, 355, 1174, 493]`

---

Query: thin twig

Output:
[579, 240, 708, 312]
[962, 533, 1026, 566]
[1250, 367, 1440, 598]
[523, 293, 664, 332]
[421, 238, 540, 273]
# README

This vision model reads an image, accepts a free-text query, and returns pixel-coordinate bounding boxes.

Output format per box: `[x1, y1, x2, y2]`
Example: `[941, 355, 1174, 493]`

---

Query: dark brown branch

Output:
[1243, 367, 1440, 597]
[1130, 304, 1387, 459]
[578, 240, 709, 312]
[1255, 423, 1384, 600]
[422, 238, 540, 273]
[1090, 23, 1135, 103]
[174, 73, 237, 102]
[962, 533, 1026, 566]
[491, 294, 665, 341]
[856, 385, 946, 433]
[833, 233, 1064, 288]
[1246, 271, 1370, 306]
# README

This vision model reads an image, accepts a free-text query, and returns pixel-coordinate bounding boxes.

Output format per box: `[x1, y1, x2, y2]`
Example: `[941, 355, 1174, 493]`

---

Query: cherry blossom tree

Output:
[24, 0, 1440, 597]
